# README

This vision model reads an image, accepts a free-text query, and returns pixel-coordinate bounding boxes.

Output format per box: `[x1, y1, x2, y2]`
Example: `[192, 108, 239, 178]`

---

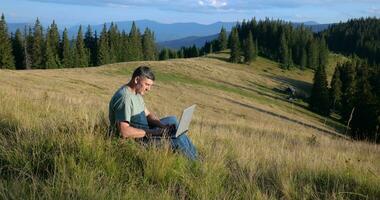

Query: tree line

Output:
[0, 14, 157, 69]
[222, 18, 328, 69]
[323, 17, 380, 66]
[310, 57, 380, 143]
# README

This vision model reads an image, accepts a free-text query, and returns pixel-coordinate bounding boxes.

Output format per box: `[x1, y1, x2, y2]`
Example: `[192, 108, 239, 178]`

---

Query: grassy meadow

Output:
[0, 53, 379, 199]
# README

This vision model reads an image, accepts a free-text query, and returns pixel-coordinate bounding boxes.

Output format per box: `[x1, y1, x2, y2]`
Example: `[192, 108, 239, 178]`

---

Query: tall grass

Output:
[1, 58, 379, 199]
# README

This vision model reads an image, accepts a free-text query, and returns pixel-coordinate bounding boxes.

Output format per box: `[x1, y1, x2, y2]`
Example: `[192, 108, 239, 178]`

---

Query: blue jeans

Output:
[147, 116, 198, 160]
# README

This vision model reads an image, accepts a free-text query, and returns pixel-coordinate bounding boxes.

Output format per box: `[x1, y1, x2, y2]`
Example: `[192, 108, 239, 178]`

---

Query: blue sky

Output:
[1, 0, 379, 27]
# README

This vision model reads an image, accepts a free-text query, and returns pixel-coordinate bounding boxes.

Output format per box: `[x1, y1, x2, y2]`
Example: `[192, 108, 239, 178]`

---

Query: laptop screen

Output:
[175, 105, 196, 137]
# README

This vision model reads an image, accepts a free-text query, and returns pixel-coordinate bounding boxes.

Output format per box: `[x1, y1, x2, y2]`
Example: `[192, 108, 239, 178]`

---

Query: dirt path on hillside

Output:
[223, 97, 351, 140]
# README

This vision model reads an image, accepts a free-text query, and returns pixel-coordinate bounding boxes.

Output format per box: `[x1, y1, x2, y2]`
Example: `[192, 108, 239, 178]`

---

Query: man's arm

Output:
[118, 121, 170, 139]
[118, 121, 146, 138]
[145, 107, 166, 128]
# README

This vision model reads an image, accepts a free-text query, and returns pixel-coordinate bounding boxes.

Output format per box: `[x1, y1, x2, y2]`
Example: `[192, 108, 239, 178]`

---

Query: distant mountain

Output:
[67, 20, 236, 42]
[157, 33, 221, 49]
[292, 22, 331, 32]
[7, 23, 31, 33]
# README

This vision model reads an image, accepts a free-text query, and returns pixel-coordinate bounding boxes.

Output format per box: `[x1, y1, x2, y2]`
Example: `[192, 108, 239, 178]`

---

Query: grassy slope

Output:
[0, 53, 379, 199]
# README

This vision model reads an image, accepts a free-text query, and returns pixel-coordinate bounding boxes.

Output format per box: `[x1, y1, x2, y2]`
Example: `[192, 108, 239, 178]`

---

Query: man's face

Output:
[135, 76, 154, 95]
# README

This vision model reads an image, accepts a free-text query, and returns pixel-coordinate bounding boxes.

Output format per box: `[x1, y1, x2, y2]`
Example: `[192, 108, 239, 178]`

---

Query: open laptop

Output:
[151, 104, 196, 139]
[172, 104, 196, 138]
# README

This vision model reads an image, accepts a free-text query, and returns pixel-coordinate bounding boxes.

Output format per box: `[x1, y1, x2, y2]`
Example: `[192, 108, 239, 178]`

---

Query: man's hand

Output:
[145, 126, 175, 138]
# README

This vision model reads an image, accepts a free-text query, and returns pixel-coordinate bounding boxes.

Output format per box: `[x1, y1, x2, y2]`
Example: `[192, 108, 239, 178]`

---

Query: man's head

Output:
[130, 66, 155, 95]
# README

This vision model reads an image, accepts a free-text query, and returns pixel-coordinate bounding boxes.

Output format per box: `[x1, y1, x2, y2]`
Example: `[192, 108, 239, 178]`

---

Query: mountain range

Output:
[7, 20, 331, 49]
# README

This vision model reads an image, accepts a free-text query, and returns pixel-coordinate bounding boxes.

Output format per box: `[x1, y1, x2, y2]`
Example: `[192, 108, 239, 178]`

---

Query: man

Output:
[109, 66, 197, 160]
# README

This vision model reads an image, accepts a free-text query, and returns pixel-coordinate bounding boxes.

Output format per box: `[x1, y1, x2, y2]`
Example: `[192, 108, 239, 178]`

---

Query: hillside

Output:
[0, 54, 379, 199]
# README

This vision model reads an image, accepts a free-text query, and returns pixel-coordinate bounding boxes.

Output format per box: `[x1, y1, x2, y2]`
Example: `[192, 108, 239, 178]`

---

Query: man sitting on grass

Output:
[108, 66, 197, 160]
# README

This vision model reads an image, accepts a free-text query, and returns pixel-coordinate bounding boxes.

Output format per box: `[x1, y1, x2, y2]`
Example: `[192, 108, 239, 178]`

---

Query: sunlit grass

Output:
[0, 56, 379, 199]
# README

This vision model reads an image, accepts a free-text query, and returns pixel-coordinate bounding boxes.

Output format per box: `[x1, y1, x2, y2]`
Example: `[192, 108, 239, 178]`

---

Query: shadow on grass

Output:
[205, 54, 230, 62]
[209, 78, 309, 110]
[264, 74, 312, 95]
[220, 96, 350, 140]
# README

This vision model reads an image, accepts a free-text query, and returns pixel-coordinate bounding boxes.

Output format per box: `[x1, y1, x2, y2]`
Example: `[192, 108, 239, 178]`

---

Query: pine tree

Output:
[142, 28, 156, 60]
[61, 28, 72, 67]
[159, 48, 169, 60]
[74, 26, 88, 67]
[306, 39, 318, 69]
[24, 26, 33, 69]
[318, 37, 329, 68]
[84, 25, 97, 66]
[120, 31, 128, 62]
[310, 65, 330, 116]
[229, 28, 241, 63]
[351, 64, 378, 141]
[44, 27, 59, 68]
[31, 18, 44, 68]
[97, 24, 110, 65]
[243, 31, 255, 64]
[127, 22, 143, 61]
[108, 22, 120, 63]
[330, 65, 343, 111]
[169, 49, 177, 59]
[218, 26, 228, 51]
[279, 32, 290, 68]
[300, 48, 307, 69]
[0, 14, 15, 69]
[44, 21, 61, 68]
[340, 60, 357, 121]
[12, 29, 25, 69]
[177, 48, 184, 58]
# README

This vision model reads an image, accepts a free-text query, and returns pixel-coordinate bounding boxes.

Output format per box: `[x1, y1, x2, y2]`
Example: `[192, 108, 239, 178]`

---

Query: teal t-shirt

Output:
[108, 85, 149, 135]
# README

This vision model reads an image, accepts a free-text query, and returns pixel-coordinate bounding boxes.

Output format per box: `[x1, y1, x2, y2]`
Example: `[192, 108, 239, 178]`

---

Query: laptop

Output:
[151, 104, 196, 138]
[172, 104, 196, 138]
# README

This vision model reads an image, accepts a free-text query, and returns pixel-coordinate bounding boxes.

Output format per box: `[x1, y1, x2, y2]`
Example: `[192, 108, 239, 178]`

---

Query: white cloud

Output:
[198, 0, 227, 8]
[368, 6, 380, 15]
[24, 0, 380, 14]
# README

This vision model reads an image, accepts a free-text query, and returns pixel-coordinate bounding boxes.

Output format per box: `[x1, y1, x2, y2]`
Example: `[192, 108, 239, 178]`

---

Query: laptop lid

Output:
[174, 105, 196, 138]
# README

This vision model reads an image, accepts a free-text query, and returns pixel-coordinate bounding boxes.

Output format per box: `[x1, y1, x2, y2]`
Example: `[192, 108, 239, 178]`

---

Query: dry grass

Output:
[0, 55, 379, 199]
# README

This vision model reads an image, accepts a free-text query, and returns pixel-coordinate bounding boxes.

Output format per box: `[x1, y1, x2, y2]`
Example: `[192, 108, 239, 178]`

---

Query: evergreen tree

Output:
[229, 28, 241, 63]
[218, 26, 228, 51]
[351, 64, 378, 141]
[24, 26, 33, 69]
[74, 25, 88, 67]
[279, 32, 290, 68]
[177, 48, 184, 58]
[340, 60, 357, 121]
[31, 18, 44, 68]
[330, 65, 343, 111]
[12, 29, 25, 69]
[0, 14, 15, 69]
[127, 22, 143, 61]
[243, 31, 255, 64]
[159, 48, 170, 60]
[142, 28, 156, 60]
[97, 24, 110, 65]
[318, 37, 329, 68]
[191, 45, 199, 57]
[44, 27, 60, 68]
[61, 28, 72, 67]
[310, 65, 330, 116]
[120, 31, 128, 62]
[44, 21, 61, 68]
[306, 39, 318, 69]
[169, 49, 177, 59]
[108, 22, 120, 63]
[300, 48, 307, 69]
[84, 25, 97, 66]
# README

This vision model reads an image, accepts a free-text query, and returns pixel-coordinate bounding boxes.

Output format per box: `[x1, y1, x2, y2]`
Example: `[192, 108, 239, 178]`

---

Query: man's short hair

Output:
[131, 66, 155, 81]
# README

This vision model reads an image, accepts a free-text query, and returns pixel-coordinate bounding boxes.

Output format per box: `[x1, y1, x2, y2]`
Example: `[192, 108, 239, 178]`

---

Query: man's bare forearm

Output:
[147, 113, 165, 128]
